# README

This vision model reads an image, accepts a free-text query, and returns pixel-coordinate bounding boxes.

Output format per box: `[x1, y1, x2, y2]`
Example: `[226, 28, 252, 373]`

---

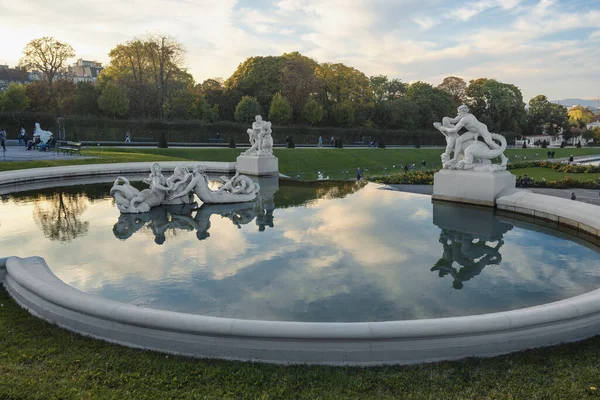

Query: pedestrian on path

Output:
[356, 167, 361, 181]
[0, 127, 7, 152]
[318, 136, 323, 147]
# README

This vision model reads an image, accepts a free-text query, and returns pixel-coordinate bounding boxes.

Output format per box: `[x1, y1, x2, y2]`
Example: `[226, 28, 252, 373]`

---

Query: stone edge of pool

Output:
[1, 166, 600, 365]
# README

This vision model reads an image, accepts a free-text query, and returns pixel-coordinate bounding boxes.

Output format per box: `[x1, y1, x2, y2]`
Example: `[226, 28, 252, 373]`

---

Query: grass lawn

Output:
[509, 167, 600, 182]
[2, 287, 600, 399]
[2, 147, 600, 397]
[1, 147, 599, 181]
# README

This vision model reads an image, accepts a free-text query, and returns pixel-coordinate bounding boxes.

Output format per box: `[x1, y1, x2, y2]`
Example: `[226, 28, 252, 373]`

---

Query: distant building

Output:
[0, 65, 33, 91]
[587, 115, 600, 131]
[69, 59, 103, 83]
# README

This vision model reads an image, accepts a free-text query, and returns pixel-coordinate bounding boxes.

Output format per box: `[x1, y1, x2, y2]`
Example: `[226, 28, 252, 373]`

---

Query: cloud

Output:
[0, 0, 598, 100]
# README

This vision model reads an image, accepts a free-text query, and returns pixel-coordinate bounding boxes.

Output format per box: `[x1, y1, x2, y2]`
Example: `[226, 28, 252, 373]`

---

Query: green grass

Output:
[510, 167, 600, 181]
[2, 286, 600, 399]
[3, 147, 599, 181]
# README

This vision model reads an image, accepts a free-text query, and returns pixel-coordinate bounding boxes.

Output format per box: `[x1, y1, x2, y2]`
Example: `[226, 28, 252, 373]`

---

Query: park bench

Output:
[132, 137, 154, 142]
[57, 141, 82, 155]
[353, 136, 372, 146]
[208, 137, 222, 143]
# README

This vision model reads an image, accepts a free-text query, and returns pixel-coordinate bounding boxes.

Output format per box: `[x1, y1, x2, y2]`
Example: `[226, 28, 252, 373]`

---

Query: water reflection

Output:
[431, 202, 513, 289]
[33, 192, 90, 242]
[113, 199, 272, 244]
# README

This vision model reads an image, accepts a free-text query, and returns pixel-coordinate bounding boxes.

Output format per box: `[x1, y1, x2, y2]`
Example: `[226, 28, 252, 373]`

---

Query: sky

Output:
[0, 0, 599, 102]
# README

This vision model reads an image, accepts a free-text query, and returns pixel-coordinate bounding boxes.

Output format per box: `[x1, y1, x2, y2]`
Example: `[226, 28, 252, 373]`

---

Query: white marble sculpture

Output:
[110, 163, 260, 213]
[242, 115, 273, 156]
[34, 122, 53, 144]
[434, 105, 508, 172]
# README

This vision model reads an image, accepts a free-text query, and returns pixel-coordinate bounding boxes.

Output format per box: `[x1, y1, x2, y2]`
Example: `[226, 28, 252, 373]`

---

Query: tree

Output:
[370, 75, 407, 103]
[315, 62, 372, 125]
[388, 98, 419, 130]
[25, 81, 53, 112]
[234, 96, 261, 123]
[73, 81, 100, 116]
[103, 35, 190, 120]
[19, 37, 75, 86]
[405, 82, 455, 129]
[331, 100, 355, 127]
[437, 76, 467, 106]
[143, 34, 188, 121]
[280, 52, 319, 122]
[226, 56, 285, 112]
[98, 83, 129, 118]
[568, 105, 595, 126]
[465, 78, 525, 133]
[0, 83, 30, 112]
[53, 79, 77, 116]
[268, 92, 292, 124]
[302, 97, 323, 126]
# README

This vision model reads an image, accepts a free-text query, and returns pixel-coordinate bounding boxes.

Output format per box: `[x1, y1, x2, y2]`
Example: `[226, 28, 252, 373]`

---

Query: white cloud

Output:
[0, 0, 598, 100]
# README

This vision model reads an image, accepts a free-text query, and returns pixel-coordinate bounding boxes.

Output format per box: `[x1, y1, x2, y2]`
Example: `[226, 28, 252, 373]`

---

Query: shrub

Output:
[158, 131, 168, 148]
[228, 136, 236, 148]
[268, 93, 292, 124]
[522, 141, 527, 149]
[560, 141, 566, 148]
[377, 139, 386, 148]
[285, 135, 295, 148]
[234, 96, 261, 124]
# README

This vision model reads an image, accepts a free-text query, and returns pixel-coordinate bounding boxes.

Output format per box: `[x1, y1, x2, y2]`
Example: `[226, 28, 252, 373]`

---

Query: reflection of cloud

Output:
[409, 208, 431, 221]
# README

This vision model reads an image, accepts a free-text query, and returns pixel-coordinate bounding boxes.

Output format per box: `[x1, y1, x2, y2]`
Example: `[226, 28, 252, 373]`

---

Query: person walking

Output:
[124, 131, 131, 143]
[356, 167, 361, 181]
[318, 136, 323, 148]
[0, 127, 7, 152]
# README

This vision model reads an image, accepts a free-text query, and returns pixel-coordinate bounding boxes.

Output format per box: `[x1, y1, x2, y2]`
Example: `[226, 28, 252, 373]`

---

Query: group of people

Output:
[516, 175, 534, 188]
[546, 150, 556, 159]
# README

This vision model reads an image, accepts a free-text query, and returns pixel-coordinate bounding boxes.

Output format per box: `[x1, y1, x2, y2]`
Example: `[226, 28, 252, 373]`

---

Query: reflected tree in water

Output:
[33, 192, 90, 242]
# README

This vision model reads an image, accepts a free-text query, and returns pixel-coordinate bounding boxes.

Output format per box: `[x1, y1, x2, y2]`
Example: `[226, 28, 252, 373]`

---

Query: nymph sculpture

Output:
[168, 165, 259, 204]
[110, 163, 260, 214]
[434, 105, 508, 172]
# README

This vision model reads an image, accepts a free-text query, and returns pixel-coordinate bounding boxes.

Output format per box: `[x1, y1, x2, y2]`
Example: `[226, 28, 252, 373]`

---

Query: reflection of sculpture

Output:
[112, 198, 270, 244]
[434, 105, 508, 171]
[242, 115, 273, 156]
[431, 229, 504, 289]
[110, 163, 260, 214]
[431, 201, 513, 289]
[33, 192, 89, 242]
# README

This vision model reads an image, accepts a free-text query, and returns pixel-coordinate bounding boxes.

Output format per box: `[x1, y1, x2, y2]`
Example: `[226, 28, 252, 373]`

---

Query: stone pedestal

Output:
[236, 154, 279, 176]
[432, 169, 515, 207]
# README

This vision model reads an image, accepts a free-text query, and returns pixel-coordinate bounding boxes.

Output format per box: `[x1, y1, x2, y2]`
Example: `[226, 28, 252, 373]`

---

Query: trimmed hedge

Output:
[0, 113, 447, 145]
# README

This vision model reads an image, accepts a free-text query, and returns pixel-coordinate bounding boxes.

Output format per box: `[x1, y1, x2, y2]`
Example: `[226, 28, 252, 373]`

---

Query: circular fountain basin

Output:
[1, 165, 600, 365]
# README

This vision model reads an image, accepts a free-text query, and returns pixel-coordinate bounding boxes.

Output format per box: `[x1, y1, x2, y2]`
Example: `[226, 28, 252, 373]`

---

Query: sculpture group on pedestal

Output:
[110, 163, 260, 214]
[434, 105, 508, 172]
[242, 115, 273, 156]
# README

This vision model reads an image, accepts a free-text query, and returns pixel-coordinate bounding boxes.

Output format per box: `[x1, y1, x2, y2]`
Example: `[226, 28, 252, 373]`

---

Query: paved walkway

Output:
[384, 184, 600, 206]
[0, 145, 92, 162]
